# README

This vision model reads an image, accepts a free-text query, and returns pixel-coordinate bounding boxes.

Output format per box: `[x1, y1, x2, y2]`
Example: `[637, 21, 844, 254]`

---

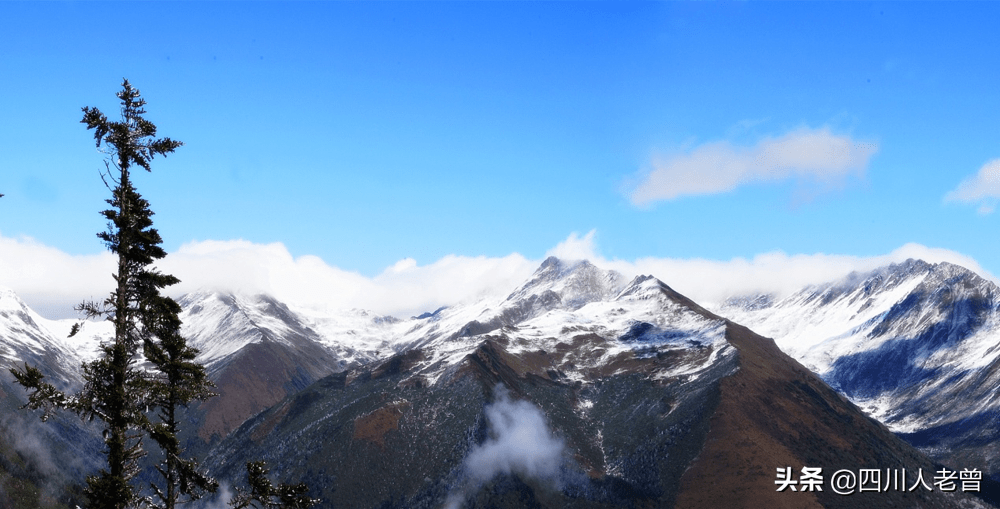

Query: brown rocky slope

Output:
[202, 274, 996, 508]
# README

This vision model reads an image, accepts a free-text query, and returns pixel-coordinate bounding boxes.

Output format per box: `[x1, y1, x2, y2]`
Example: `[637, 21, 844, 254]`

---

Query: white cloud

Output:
[944, 159, 1000, 214]
[0, 234, 115, 318]
[463, 386, 564, 484]
[164, 240, 537, 320]
[590, 242, 992, 307]
[0, 234, 536, 320]
[190, 482, 232, 509]
[543, 230, 598, 261]
[445, 385, 565, 509]
[0, 231, 991, 321]
[630, 127, 878, 205]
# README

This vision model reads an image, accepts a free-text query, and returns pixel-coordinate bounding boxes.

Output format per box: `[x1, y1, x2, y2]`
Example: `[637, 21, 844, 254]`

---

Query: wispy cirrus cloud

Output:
[629, 127, 878, 206]
[944, 159, 1000, 214]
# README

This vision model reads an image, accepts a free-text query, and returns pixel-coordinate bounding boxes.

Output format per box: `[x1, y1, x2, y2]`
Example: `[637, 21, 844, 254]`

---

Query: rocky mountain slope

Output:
[714, 259, 1000, 481]
[177, 291, 354, 443]
[4, 258, 999, 507]
[0, 289, 104, 508]
[203, 258, 990, 508]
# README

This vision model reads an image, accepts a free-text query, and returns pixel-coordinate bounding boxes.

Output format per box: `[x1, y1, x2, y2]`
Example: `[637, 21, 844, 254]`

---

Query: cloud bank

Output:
[0, 234, 116, 319]
[0, 234, 536, 320]
[944, 158, 1000, 214]
[545, 231, 992, 306]
[0, 231, 991, 320]
[630, 127, 878, 205]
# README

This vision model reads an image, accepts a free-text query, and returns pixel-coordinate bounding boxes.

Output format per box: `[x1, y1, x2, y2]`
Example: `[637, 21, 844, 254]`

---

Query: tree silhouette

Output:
[229, 461, 319, 509]
[11, 79, 215, 509]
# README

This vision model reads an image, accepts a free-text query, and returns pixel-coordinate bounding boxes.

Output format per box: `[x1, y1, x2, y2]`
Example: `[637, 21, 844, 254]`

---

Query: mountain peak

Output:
[0, 286, 29, 314]
[864, 257, 988, 289]
[507, 257, 625, 311]
[925, 258, 990, 285]
[891, 257, 932, 272]
[535, 256, 593, 275]
[616, 274, 721, 322]
[538, 255, 563, 269]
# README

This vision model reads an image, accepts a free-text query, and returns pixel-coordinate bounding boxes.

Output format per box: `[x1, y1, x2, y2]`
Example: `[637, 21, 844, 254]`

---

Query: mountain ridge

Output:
[2, 258, 999, 507]
[714, 258, 1000, 481]
[199, 258, 990, 508]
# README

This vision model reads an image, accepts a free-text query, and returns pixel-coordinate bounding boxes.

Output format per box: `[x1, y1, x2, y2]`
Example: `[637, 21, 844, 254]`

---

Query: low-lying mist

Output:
[445, 385, 566, 509]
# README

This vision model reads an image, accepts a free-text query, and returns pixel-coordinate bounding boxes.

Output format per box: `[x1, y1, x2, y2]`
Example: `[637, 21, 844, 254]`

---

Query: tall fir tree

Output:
[142, 294, 218, 508]
[10, 79, 216, 509]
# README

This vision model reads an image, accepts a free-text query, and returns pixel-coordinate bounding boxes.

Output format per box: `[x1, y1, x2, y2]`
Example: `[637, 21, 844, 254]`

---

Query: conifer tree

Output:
[229, 461, 319, 509]
[142, 294, 218, 509]
[10, 79, 215, 509]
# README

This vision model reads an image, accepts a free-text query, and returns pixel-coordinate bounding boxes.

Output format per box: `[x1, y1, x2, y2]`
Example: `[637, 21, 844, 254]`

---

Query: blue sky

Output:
[2, 2, 1000, 317]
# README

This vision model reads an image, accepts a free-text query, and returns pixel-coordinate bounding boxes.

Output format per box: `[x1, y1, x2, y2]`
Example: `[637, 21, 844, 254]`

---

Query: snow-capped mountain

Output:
[179, 291, 342, 372]
[380, 259, 734, 388]
[203, 257, 985, 508]
[0, 287, 121, 390]
[175, 290, 403, 442]
[0, 287, 79, 386]
[0, 285, 404, 504]
[714, 259, 1000, 479]
[0, 288, 105, 507]
[4, 259, 999, 507]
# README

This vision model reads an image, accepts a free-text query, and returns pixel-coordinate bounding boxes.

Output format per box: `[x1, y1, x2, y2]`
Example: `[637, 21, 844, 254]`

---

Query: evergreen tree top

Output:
[81, 78, 182, 174]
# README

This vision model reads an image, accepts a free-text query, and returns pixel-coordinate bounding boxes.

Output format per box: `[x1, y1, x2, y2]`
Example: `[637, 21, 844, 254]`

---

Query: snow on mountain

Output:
[175, 290, 408, 440]
[6, 256, 999, 443]
[178, 291, 406, 372]
[510, 274, 730, 382]
[203, 256, 987, 509]
[1, 258, 712, 390]
[712, 258, 1000, 477]
[0, 287, 70, 361]
[288, 304, 400, 364]
[36, 316, 112, 366]
[178, 291, 305, 369]
[0, 286, 86, 385]
[399, 258, 629, 349]
[504, 256, 627, 310]
[715, 259, 934, 375]
[346, 258, 734, 389]
[10, 255, 1000, 490]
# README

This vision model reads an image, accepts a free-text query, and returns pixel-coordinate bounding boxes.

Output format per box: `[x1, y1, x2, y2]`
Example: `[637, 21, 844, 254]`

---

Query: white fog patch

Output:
[190, 482, 233, 509]
[544, 230, 598, 262]
[0, 415, 61, 496]
[465, 387, 564, 483]
[445, 385, 565, 509]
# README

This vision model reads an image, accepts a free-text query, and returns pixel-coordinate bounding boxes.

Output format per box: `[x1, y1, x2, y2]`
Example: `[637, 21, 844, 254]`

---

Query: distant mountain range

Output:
[0, 257, 997, 508]
[715, 259, 1000, 484]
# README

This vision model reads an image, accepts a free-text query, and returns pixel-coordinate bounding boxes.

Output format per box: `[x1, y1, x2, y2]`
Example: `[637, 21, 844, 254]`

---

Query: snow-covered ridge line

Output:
[0, 257, 740, 398]
[711, 258, 1000, 447]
